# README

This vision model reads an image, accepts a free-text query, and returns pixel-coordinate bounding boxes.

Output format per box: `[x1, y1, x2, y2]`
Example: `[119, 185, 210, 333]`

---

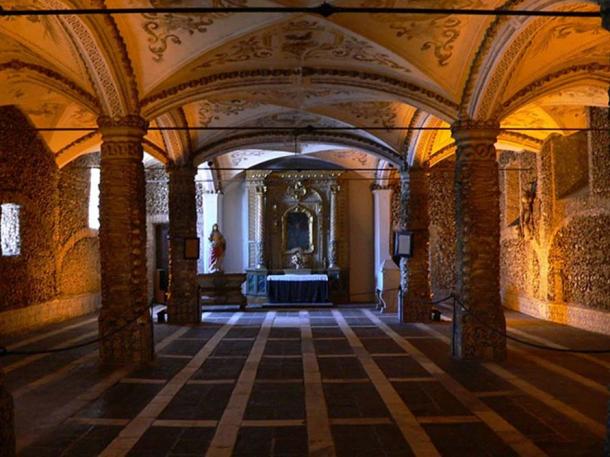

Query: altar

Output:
[244, 162, 350, 304]
[267, 274, 329, 304]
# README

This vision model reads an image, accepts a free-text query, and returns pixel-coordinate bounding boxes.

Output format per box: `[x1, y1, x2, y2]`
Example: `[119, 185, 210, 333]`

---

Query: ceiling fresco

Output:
[0, 0, 608, 169]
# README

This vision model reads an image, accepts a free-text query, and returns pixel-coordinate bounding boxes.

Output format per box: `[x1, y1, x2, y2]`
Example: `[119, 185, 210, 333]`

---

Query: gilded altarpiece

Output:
[245, 170, 349, 302]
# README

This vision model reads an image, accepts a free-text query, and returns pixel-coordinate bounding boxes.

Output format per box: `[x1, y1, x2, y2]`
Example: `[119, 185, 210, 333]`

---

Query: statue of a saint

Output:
[208, 223, 226, 273]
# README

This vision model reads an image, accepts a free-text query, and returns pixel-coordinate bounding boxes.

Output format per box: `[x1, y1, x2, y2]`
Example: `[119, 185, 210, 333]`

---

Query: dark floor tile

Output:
[332, 424, 414, 457]
[244, 382, 305, 420]
[392, 381, 470, 416]
[407, 338, 513, 392]
[360, 338, 405, 354]
[181, 326, 221, 339]
[423, 422, 519, 457]
[257, 357, 303, 380]
[269, 327, 301, 339]
[80, 383, 164, 419]
[373, 355, 430, 378]
[160, 383, 234, 420]
[310, 318, 338, 327]
[225, 327, 260, 338]
[129, 357, 189, 380]
[344, 317, 374, 327]
[20, 423, 102, 457]
[318, 356, 367, 379]
[212, 340, 254, 357]
[312, 327, 344, 338]
[353, 327, 387, 338]
[314, 339, 353, 355]
[193, 357, 246, 380]
[324, 383, 389, 418]
[159, 339, 207, 356]
[233, 426, 308, 456]
[483, 394, 604, 454]
[264, 340, 302, 356]
[128, 426, 215, 457]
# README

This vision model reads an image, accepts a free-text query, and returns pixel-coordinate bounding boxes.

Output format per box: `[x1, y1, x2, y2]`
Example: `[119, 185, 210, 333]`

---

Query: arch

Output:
[156, 108, 192, 164]
[141, 67, 458, 123]
[192, 131, 403, 167]
[56, 228, 98, 274]
[497, 67, 610, 118]
[0, 60, 100, 113]
[36, 0, 139, 116]
[461, 0, 601, 119]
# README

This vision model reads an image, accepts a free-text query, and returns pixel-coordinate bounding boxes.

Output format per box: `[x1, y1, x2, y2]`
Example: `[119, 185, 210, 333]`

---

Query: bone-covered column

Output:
[451, 120, 506, 361]
[97, 115, 153, 365]
[399, 166, 431, 322]
[167, 161, 200, 324]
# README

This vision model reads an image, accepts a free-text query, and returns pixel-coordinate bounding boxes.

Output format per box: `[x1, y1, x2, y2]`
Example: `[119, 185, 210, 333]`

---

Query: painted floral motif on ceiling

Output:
[194, 19, 411, 74]
[1, 1, 63, 43]
[363, 0, 485, 67]
[142, 0, 247, 61]
[198, 98, 261, 126]
[230, 149, 275, 166]
[247, 88, 353, 108]
[253, 111, 339, 129]
[333, 101, 398, 128]
[330, 150, 370, 166]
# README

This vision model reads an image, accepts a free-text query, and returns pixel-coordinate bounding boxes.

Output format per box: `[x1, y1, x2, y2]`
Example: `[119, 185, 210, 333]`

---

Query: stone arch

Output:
[192, 131, 403, 167]
[37, 0, 139, 116]
[141, 68, 459, 123]
[155, 108, 192, 164]
[0, 60, 100, 113]
[461, 0, 600, 120]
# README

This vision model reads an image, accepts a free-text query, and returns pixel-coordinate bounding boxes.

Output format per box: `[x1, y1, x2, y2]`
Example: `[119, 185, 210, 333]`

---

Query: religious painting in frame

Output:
[282, 205, 314, 254]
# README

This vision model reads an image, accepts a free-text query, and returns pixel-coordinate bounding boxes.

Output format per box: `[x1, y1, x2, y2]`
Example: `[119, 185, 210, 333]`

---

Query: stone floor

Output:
[2, 305, 609, 456]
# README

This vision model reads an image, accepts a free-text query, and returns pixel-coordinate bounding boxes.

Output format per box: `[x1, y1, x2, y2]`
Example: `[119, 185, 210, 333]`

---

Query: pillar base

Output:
[99, 308, 154, 365]
[452, 308, 507, 362]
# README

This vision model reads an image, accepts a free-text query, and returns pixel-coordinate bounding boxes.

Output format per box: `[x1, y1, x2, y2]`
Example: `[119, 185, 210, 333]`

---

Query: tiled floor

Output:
[3, 306, 609, 456]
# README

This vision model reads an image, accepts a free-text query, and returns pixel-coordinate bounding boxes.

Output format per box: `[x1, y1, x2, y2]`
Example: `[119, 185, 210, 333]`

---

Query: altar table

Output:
[266, 274, 329, 303]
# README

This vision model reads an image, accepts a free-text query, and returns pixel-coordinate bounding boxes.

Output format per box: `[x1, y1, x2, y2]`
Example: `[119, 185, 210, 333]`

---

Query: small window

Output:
[0, 203, 21, 257]
[88, 168, 100, 230]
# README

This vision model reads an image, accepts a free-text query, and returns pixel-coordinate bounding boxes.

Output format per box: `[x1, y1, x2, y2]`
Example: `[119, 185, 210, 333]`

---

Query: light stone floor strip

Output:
[414, 322, 608, 440]
[17, 326, 190, 452]
[363, 310, 547, 457]
[508, 326, 610, 370]
[332, 310, 441, 457]
[5, 316, 97, 350]
[206, 312, 276, 457]
[300, 310, 336, 457]
[98, 313, 243, 457]
[5, 329, 98, 373]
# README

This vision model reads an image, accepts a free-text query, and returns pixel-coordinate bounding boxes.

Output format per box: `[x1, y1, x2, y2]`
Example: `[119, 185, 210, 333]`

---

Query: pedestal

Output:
[199, 273, 247, 309]
[377, 259, 400, 314]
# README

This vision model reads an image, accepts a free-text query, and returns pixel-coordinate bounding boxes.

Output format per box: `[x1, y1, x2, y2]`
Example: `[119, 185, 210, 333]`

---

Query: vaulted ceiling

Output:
[1, 0, 608, 174]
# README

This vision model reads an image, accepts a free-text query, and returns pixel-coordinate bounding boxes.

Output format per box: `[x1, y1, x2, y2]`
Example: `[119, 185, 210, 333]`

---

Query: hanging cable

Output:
[0, 4, 602, 18]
